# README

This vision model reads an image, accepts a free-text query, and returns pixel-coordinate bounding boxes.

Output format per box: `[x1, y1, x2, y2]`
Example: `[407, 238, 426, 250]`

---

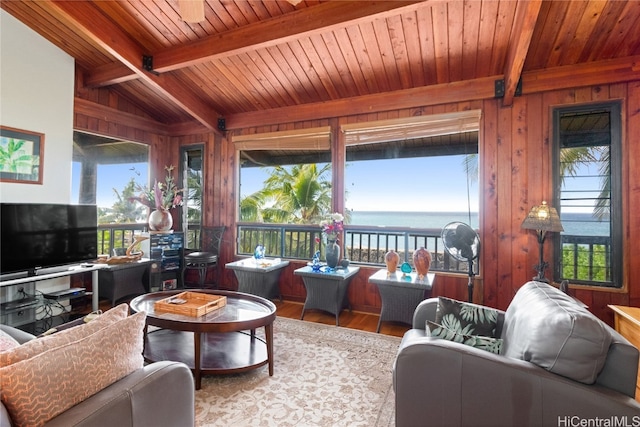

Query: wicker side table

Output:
[294, 265, 360, 326]
[368, 269, 435, 332]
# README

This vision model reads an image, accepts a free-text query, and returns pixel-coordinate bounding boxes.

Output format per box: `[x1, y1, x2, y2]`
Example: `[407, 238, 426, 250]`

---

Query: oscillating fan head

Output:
[441, 222, 480, 262]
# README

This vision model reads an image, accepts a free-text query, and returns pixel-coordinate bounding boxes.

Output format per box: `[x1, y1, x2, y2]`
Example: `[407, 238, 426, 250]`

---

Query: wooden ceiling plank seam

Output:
[369, 18, 402, 92]
[592, 0, 635, 61]
[48, 0, 222, 132]
[297, 38, 342, 99]
[598, 1, 640, 60]
[288, 38, 332, 101]
[415, 6, 438, 87]
[430, 1, 450, 84]
[195, 61, 255, 113]
[359, 20, 393, 93]
[92, 1, 165, 52]
[129, 0, 183, 48]
[445, 0, 464, 83]
[488, 0, 517, 77]
[308, 33, 353, 99]
[247, 49, 301, 106]
[238, 51, 291, 109]
[239, 0, 270, 22]
[196, 1, 231, 34]
[231, 52, 284, 110]
[401, 10, 425, 88]
[460, 0, 482, 82]
[501, 0, 543, 107]
[265, 44, 317, 104]
[615, 7, 640, 58]
[545, 0, 587, 68]
[272, 43, 321, 103]
[386, 13, 413, 89]
[345, 24, 382, 94]
[331, 27, 371, 96]
[474, 0, 500, 78]
[578, 0, 624, 63]
[316, 32, 361, 99]
[217, 0, 252, 28]
[522, 0, 552, 71]
[529, 0, 568, 70]
[253, 48, 306, 105]
[222, 54, 276, 111]
[557, 1, 607, 67]
[207, 0, 241, 31]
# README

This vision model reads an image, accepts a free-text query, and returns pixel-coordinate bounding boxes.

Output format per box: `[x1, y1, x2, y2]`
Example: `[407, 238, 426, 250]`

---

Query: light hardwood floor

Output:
[273, 299, 409, 338]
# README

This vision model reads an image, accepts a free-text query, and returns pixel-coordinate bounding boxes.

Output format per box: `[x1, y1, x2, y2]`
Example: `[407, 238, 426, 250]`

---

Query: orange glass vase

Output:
[385, 249, 400, 273]
[413, 247, 432, 279]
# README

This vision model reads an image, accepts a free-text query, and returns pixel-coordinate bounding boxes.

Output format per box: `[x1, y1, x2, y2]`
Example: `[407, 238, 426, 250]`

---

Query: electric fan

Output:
[441, 222, 480, 302]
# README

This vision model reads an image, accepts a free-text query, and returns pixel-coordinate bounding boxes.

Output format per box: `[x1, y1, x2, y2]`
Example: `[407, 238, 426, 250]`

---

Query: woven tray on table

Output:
[154, 291, 227, 317]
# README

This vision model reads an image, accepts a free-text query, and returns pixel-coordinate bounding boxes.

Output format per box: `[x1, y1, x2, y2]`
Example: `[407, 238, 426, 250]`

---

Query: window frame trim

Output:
[551, 101, 623, 288]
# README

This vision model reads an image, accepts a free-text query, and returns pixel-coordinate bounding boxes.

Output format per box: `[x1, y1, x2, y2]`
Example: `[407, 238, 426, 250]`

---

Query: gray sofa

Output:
[0, 325, 195, 427]
[393, 281, 640, 427]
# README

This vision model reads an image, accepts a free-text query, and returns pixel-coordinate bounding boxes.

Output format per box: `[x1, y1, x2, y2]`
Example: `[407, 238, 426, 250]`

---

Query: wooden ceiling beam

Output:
[84, 1, 426, 87]
[49, 0, 222, 133]
[501, 0, 543, 107]
[226, 55, 640, 130]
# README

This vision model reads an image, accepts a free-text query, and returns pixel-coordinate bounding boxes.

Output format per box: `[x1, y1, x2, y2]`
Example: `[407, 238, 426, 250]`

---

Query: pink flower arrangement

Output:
[320, 212, 344, 241]
[130, 165, 184, 211]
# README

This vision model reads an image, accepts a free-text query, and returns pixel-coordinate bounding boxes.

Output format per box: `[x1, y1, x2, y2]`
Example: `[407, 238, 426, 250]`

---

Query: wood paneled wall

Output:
[74, 79, 640, 326]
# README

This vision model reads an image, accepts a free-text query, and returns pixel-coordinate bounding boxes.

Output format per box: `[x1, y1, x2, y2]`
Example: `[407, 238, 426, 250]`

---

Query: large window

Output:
[71, 132, 149, 224]
[234, 113, 480, 273]
[553, 103, 622, 287]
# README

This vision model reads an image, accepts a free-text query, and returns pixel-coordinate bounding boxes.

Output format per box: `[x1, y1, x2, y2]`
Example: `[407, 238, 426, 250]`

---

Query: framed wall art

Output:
[0, 126, 45, 184]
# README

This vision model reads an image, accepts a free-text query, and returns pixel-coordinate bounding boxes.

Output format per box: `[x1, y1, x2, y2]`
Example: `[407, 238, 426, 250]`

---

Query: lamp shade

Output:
[521, 201, 564, 232]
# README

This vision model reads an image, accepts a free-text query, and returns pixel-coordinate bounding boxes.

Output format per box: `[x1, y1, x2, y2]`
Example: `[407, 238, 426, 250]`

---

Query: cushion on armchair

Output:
[0, 303, 129, 367]
[0, 310, 145, 427]
[502, 281, 612, 384]
[434, 296, 500, 337]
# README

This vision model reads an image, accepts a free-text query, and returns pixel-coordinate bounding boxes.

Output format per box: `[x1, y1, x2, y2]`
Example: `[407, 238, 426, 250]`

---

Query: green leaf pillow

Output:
[427, 321, 503, 355]
[435, 296, 499, 337]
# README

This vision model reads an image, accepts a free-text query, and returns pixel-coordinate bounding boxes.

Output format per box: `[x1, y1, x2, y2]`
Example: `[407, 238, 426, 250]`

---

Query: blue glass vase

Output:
[325, 240, 340, 269]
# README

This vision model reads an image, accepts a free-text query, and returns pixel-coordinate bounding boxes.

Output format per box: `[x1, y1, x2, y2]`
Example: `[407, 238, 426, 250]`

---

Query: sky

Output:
[78, 155, 478, 213]
[72, 162, 148, 208]
[74, 153, 602, 215]
[240, 155, 479, 213]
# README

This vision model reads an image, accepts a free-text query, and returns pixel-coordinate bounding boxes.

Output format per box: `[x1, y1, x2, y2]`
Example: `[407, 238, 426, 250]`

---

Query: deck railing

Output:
[96, 224, 611, 284]
[560, 234, 612, 284]
[237, 223, 474, 274]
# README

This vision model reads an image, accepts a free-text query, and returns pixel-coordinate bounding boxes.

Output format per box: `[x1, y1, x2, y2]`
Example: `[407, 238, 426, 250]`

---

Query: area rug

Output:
[194, 317, 401, 427]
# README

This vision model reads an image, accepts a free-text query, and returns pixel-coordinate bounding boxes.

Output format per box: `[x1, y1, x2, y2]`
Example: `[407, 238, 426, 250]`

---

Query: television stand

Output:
[0, 264, 106, 312]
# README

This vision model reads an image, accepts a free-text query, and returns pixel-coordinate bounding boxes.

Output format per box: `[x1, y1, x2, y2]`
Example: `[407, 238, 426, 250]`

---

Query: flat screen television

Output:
[1, 203, 98, 276]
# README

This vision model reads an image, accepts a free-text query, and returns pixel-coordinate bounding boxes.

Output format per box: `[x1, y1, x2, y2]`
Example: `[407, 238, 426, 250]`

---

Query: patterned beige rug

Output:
[194, 317, 401, 427]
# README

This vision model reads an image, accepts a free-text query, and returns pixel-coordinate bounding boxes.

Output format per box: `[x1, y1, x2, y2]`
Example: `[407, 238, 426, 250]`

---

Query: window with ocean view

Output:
[341, 111, 480, 269]
[553, 103, 622, 288]
[233, 114, 481, 274]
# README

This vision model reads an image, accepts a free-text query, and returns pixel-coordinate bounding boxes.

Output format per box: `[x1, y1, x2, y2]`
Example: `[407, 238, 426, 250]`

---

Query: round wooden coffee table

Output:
[129, 290, 276, 390]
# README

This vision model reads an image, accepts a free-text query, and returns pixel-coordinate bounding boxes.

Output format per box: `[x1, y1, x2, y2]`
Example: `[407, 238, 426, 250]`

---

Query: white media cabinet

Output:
[0, 264, 105, 328]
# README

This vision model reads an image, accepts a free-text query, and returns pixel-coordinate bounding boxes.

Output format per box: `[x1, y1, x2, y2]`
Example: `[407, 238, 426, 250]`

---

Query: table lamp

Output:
[521, 201, 564, 282]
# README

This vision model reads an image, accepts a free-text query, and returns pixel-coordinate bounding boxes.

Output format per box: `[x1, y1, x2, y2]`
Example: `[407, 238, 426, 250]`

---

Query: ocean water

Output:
[348, 211, 609, 236]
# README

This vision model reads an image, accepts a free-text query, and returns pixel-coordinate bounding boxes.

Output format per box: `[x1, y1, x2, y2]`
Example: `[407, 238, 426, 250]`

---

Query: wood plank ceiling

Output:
[2, 0, 640, 134]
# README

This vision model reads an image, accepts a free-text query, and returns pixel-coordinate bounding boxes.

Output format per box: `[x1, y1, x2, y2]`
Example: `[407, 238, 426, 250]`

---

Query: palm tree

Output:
[240, 163, 332, 224]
